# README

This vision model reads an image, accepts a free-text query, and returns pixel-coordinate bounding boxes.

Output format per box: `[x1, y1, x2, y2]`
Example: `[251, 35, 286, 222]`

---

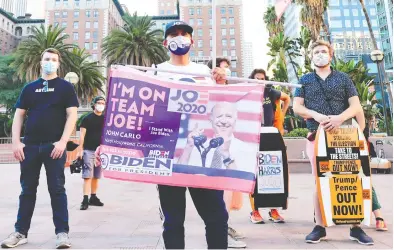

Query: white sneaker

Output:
[55, 233, 71, 249]
[228, 227, 245, 240]
[228, 235, 246, 248]
[1, 232, 28, 248]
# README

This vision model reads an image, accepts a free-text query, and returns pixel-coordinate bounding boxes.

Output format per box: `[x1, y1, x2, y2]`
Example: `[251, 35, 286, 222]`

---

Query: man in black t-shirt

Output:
[78, 96, 105, 210]
[1, 48, 79, 249]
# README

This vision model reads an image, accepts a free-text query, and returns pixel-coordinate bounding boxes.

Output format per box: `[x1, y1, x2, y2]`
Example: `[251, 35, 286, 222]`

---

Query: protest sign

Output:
[257, 151, 284, 194]
[315, 119, 372, 226]
[99, 66, 263, 193]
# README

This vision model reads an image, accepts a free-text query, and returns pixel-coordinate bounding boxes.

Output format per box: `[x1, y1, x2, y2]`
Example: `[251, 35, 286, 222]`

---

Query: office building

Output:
[242, 41, 253, 77]
[375, 0, 393, 72]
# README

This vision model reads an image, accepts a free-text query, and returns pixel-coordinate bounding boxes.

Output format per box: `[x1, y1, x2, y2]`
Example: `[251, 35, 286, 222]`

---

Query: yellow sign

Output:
[326, 128, 359, 148]
[330, 174, 363, 223]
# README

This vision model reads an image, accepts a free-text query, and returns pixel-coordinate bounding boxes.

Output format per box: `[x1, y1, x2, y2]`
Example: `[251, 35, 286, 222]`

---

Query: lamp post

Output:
[370, 50, 389, 134]
[65, 72, 79, 85]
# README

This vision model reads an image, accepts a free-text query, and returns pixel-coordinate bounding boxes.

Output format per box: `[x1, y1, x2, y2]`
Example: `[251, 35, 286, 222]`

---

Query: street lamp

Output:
[370, 50, 389, 134]
[65, 72, 79, 85]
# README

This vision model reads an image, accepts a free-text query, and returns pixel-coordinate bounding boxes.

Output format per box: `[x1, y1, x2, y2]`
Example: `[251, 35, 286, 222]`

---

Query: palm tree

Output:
[69, 48, 105, 101]
[12, 25, 76, 81]
[263, 6, 285, 36]
[295, 0, 329, 41]
[267, 33, 300, 74]
[358, 0, 378, 49]
[295, 26, 313, 75]
[102, 13, 169, 66]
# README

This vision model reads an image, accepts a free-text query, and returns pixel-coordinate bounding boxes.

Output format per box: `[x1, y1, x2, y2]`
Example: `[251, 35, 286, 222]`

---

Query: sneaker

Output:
[228, 227, 245, 240]
[250, 210, 265, 224]
[1, 232, 27, 248]
[89, 196, 104, 206]
[228, 235, 246, 248]
[80, 200, 88, 210]
[350, 227, 374, 245]
[305, 225, 326, 243]
[56, 233, 71, 249]
[269, 209, 285, 223]
[376, 218, 388, 231]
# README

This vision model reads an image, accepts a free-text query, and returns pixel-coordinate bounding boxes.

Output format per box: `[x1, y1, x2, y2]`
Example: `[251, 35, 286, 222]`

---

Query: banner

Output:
[315, 120, 372, 226]
[99, 66, 264, 193]
[257, 151, 284, 194]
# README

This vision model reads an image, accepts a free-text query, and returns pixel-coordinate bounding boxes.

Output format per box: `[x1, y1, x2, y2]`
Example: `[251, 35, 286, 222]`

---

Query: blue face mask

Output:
[167, 36, 192, 56]
[42, 61, 58, 75]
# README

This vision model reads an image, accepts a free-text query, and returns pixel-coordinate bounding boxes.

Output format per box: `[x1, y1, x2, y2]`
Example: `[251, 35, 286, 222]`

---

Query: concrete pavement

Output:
[0, 164, 392, 249]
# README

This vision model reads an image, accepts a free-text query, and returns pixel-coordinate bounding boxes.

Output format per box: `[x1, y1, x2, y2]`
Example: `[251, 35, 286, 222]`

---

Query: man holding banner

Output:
[153, 21, 230, 249]
[293, 40, 374, 245]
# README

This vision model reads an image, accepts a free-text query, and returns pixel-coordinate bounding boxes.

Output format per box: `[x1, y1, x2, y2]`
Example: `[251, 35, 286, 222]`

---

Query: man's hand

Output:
[212, 67, 227, 84]
[95, 146, 102, 166]
[12, 141, 25, 162]
[51, 140, 67, 159]
[77, 147, 83, 159]
[219, 140, 231, 159]
[187, 124, 204, 147]
[322, 115, 345, 132]
[313, 113, 330, 124]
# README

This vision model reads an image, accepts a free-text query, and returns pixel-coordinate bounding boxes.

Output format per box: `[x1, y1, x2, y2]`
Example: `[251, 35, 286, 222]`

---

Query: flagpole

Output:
[117, 65, 302, 88]
[211, 0, 216, 70]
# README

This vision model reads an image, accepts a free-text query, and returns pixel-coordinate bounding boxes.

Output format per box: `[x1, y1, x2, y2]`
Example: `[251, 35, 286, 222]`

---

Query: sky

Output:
[26, 0, 268, 69]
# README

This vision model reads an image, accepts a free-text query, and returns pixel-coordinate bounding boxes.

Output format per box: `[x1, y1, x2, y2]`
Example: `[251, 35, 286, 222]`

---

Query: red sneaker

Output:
[250, 210, 265, 224]
[269, 209, 285, 223]
[376, 218, 388, 231]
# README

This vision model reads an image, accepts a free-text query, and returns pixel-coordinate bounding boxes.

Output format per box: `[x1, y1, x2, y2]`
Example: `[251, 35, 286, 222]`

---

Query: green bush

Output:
[284, 128, 309, 138]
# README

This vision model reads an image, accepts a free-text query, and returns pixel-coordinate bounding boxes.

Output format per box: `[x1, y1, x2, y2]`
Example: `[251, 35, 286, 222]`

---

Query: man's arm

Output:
[293, 97, 328, 123]
[280, 92, 290, 116]
[12, 109, 26, 161]
[78, 127, 87, 158]
[355, 109, 366, 132]
[323, 96, 363, 131]
[51, 107, 78, 159]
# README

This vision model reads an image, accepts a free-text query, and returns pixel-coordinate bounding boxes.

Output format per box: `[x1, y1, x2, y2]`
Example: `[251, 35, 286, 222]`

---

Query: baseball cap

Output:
[164, 21, 193, 38]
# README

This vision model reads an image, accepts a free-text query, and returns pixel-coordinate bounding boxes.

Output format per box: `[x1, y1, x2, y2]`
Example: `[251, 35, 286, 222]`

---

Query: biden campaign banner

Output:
[99, 66, 264, 193]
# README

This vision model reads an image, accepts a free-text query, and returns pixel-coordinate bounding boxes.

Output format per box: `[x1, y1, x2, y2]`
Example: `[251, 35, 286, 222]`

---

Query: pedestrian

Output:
[248, 68, 290, 224]
[293, 40, 374, 245]
[78, 96, 106, 210]
[1, 48, 79, 249]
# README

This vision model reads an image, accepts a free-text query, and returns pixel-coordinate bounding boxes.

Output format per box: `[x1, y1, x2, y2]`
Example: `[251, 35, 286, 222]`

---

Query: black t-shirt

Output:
[262, 87, 281, 126]
[15, 77, 79, 144]
[80, 112, 105, 150]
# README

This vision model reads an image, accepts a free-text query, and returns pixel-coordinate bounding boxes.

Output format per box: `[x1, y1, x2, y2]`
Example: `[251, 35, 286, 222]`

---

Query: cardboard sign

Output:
[315, 119, 372, 226]
[257, 150, 284, 194]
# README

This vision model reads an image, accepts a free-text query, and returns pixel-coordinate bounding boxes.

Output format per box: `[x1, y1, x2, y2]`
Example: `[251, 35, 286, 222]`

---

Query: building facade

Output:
[158, 0, 178, 16]
[45, 0, 124, 64]
[0, 8, 44, 55]
[178, 0, 244, 77]
[0, 0, 13, 14]
[14, 0, 26, 17]
[375, 0, 393, 72]
[242, 41, 253, 77]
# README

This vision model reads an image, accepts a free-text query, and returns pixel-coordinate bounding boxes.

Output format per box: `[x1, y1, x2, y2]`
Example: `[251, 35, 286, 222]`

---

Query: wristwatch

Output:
[223, 157, 234, 167]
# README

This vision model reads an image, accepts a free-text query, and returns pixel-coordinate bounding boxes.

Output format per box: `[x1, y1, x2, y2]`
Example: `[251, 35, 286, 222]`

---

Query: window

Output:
[73, 21, 78, 29]
[63, 0, 68, 6]
[167, 10, 172, 15]
[189, 8, 194, 15]
[75, 0, 80, 6]
[222, 50, 228, 56]
[220, 7, 226, 15]
[197, 29, 203, 36]
[62, 22, 67, 28]
[370, 8, 376, 15]
[86, 10, 91, 17]
[87, 0, 92, 5]
[345, 20, 351, 27]
[198, 51, 203, 57]
[222, 39, 227, 46]
[210, 39, 212, 47]
[231, 61, 236, 68]
[85, 42, 90, 49]
[329, 9, 341, 17]
[209, 9, 212, 16]
[352, 9, 359, 16]
[160, 10, 164, 15]
[197, 19, 203, 25]
[230, 28, 235, 35]
[372, 20, 378, 27]
[209, 18, 212, 25]
[230, 38, 235, 47]
[94, 0, 99, 5]
[94, 21, 98, 28]
[329, 0, 339, 5]
[93, 10, 99, 17]
[362, 20, 367, 27]
[167, 2, 170, 6]
[231, 50, 236, 56]
[74, 11, 79, 18]
[189, 19, 194, 25]
[62, 11, 67, 18]
[85, 21, 90, 28]
[197, 8, 201, 15]
[221, 17, 226, 25]
[344, 9, 349, 16]
[228, 7, 234, 15]
[221, 28, 226, 36]
[54, 11, 60, 18]
[55, 0, 60, 6]
[93, 42, 98, 50]
[354, 20, 360, 27]
[85, 32, 91, 39]
[209, 28, 212, 36]
[73, 32, 78, 40]
[190, 50, 195, 57]
[347, 42, 354, 50]
[93, 31, 98, 39]
[198, 40, 203, 48]
[229, 17, 234, 25]
[330, 20, 342, 28]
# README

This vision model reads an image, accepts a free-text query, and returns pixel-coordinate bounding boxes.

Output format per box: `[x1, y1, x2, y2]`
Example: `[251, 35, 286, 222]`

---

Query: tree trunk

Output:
[359, 0, 378, 49]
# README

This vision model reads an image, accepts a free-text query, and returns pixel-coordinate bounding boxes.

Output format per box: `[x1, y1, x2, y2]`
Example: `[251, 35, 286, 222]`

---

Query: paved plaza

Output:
[0, 164, 392, 249]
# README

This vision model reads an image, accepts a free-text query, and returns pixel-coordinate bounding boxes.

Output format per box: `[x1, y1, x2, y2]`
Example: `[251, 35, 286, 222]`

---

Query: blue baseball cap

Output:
[164, 21, 193, 38]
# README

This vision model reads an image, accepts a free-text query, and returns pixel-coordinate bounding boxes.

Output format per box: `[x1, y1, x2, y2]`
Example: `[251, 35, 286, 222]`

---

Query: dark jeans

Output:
[157, 185, 228, 249]
[15, 143, 69, 236]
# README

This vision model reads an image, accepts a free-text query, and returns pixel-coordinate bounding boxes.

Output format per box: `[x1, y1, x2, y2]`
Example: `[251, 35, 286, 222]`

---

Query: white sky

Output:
[26, 0, 268, 68]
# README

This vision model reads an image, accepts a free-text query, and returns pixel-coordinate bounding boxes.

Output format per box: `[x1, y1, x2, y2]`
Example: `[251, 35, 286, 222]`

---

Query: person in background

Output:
[78, 96, 106, 211]
[1, 48, 78, 249]
[248, 69, 290, 224]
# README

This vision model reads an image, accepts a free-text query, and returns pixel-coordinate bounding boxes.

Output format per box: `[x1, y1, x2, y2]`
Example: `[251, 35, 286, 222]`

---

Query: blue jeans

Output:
[15, 143, 69, 236]
[157, 185, 228, 249]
